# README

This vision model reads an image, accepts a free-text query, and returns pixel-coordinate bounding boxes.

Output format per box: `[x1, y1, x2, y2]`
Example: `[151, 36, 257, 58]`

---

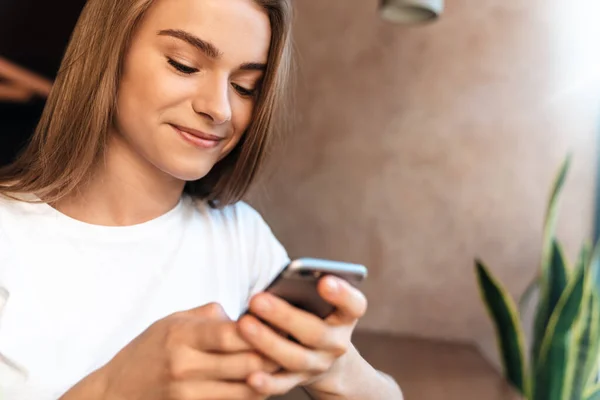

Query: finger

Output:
[318, 276, 367, 324]
[176, 319, 252, 352]
[248, 293, 346, 353]
[247, 371, 310, 396]
[169, 380, 263, 400]
[200, 321, 254, 352]
[204, 352, 281, 379]
[170, 347, 280, 381]
[238, 315, 333, 374]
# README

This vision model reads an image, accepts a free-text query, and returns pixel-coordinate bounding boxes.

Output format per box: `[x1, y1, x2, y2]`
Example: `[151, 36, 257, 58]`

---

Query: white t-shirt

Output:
[0, 194, 289, 399]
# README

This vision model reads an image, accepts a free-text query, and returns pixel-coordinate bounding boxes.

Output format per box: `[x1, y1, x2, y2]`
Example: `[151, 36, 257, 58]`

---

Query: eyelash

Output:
[232, 83, 257, 98]
[167, 57, 257, 98]
[167, 58, 198, 74]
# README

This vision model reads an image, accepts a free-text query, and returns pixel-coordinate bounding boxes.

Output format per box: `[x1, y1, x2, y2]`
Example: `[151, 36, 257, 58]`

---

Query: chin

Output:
[167, 167, 213, 182]
[157, 158, 217, 183]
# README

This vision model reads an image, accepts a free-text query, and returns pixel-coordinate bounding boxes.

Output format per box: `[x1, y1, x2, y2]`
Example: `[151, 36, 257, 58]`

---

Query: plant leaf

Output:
[541, 155, 571, 273]
[519, 275, 540, 313]
[591, 241, 600, 295]
[532, 239, 570, 373]
[548, 241, 569, 313]
[584, 241, 600, 388]
[535, 265, 585, 400]
[585, 292, 600, 389]
[532, 155, 571, 374]
[476, 260, 528, 396]
[569, 290, 600, 400]
[585, 384, 600, 400]
[577, 241, 592, 274]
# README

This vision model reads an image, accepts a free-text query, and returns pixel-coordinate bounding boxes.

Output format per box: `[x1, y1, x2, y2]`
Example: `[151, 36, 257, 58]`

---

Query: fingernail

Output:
[252, 374, 265, 388]
[254, 296, 271, 313]
[245, 321, 258, 336]
[325, 278, 339, 294]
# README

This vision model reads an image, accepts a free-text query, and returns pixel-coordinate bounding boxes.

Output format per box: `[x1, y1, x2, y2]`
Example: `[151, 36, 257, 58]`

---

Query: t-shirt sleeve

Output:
[237, 202, 290, 300]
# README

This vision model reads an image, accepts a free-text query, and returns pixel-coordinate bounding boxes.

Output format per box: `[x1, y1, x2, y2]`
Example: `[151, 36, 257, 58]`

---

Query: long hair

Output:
[0, 0, 293, 207]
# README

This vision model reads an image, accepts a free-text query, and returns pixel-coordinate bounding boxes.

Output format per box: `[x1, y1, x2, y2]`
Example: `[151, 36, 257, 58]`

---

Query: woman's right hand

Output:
[61, 303, 278, 400]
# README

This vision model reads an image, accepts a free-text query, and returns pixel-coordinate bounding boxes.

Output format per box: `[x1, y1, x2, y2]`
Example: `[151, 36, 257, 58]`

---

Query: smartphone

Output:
[252, 257, 368, 319]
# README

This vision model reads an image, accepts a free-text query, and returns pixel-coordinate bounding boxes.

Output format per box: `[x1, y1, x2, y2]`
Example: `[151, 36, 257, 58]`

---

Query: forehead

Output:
[141, 0, 271, 63]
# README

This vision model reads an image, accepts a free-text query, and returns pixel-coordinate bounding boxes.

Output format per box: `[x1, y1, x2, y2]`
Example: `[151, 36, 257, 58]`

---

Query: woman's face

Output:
[114, 0, 271, 182]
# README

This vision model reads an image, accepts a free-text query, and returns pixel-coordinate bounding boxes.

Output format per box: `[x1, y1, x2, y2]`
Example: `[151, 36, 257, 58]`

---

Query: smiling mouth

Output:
[170, 124, 225, 149]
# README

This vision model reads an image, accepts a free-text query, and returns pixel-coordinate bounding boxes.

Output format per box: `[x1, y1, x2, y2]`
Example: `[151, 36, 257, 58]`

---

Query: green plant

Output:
[475, 155, 600, 400]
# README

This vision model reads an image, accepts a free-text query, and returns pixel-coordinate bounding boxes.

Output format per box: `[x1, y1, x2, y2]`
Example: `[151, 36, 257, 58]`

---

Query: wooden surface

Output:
[275, 330, 522, 400]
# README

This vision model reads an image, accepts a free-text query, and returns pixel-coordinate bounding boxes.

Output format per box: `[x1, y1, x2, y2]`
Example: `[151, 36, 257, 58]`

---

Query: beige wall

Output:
[248, 0, 600, 343]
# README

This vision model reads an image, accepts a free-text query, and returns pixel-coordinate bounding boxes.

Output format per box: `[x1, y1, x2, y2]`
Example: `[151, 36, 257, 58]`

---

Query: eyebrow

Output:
[158, 29, 222, 59]
[240, 62, 267, 72]
[158, 29, 267, 71]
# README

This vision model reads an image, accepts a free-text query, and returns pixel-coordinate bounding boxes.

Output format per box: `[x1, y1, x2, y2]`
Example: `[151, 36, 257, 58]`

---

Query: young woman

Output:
[0, 0, 403, 399]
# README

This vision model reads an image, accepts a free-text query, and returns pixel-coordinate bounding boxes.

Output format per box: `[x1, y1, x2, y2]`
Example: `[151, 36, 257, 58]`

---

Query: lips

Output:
[171, 124, 224, 149]
[172, 125, 223, 141]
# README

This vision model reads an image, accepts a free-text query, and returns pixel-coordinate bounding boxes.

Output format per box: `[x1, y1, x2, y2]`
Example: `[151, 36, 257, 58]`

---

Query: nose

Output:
[191, 74, 232, 125]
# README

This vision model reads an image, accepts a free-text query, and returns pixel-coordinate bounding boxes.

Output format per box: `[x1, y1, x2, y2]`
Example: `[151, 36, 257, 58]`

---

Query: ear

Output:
[0, 56, 53, 103]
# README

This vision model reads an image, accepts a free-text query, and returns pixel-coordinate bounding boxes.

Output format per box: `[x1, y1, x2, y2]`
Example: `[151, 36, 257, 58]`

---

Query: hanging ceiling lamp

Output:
[380, 0, 444, 24]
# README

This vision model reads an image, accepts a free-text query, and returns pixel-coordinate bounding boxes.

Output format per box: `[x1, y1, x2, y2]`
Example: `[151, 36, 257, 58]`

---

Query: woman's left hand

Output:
[237, 275, 367, 397]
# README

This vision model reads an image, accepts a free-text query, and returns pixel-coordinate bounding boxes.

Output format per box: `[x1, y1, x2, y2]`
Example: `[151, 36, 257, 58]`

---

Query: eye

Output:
[167, 58, 198, 75]
[232, 83, 257, 98]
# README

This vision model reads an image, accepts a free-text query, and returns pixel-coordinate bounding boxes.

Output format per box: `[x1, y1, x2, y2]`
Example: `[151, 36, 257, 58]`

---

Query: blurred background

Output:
[0, 0, 84, 165]
[2, 0, 600, 398]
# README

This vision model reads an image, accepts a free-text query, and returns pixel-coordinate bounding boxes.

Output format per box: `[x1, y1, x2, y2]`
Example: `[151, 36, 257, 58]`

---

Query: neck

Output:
[51, 132, 185, 226]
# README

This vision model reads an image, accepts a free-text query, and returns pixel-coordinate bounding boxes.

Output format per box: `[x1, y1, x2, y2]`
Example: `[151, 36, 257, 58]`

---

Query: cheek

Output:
[232, 97, 256, 139]
[219, 99, 255, 158]
[117, 56, 191, 133]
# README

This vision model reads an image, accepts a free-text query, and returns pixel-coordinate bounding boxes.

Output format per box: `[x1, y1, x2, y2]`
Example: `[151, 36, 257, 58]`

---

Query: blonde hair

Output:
[0, 0, 293, 207]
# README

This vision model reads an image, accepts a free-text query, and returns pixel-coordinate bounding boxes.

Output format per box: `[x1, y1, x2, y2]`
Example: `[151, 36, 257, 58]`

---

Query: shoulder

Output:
[0, 193, 48, 225]
[0, 194, 28, 223]
[189, 197, 287, 261]
[190, 197, 273, 236]
[0, 193, 20, 211]
[0, 194, 34, 272]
